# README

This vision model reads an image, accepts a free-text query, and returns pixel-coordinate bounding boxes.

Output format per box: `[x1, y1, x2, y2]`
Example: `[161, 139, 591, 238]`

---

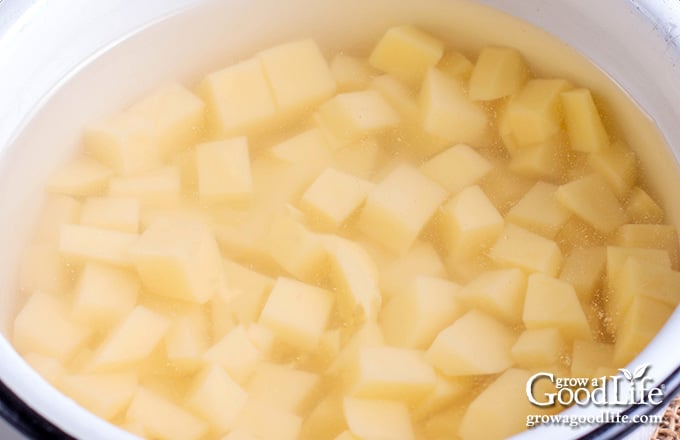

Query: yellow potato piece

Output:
[561, 88, 610, 153]
[556, 174, 625, 233]
[469, 46, 528, 101]
[489, 223, 562, 276]
[343, 397, 414, 440]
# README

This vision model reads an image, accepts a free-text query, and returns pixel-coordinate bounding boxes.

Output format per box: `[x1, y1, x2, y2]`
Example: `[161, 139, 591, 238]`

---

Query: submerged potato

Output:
[14, 24, 680, 440]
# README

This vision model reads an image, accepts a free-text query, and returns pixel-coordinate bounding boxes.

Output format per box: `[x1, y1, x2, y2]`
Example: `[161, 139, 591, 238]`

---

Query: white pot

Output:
[0, 1, 679, 438]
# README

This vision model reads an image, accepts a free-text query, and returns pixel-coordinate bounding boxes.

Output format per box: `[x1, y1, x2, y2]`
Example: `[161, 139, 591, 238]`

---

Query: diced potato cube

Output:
[606, 246, 671, 290]
[469, 47, 528, 101]
[35, 195, 81, 242]
[46, 157, 113, 197]
[438, 50, 474, 81]
[459, 369, 535, 440]
[268, 207, 328, 282]
[317, 90, 399, 143]
[369, 25, 444, 85]
[186, 364, 248, 435]
[370, 74, 419, 121]
[19, 243, 69, 295]
[247, 363, 319, 414]
[224, 259, 273, 303]
[204, 325, 261, 383]
[301, 394, 346, 440]
[332, 137, 384, 180]
[489, 224, 562, 276]
[325, 236, 382, 322]
[343, 397, 414, 440]
[561, 88, 610, 153]
[328, 322, 384, 376]
[511, 328, 565, 368]
[126, 387, 208, 440]
[507, 181, 571, 238]
[165, 312, 208, 371]
[270, 128, 333, 166]
[80, 196, 139, 233]
[59, 224, 138, 267]
[502, 79, 572, 147]
[258, 39, 336, 115]
[588, 141, 637, 198]
[420, 68, 489, 146]
[625, 187, 664, 224]
[259, 277, 334, 351]
[614, 223, 679, 267]
[23, 353, 65, 385]
[109, 166, 181, 207]
[90, 306, 169, 371]
[127, 83, 205, 158]
[330, 54, 374, 91]
[380, 275, 463, 349]
[334, 431, 360, 440]
[359, 164, 448, 254]
[412, 373, 471, 420]
[426, 310, 515, 376]
[571, 339, 615, 378]
[508, 136, 568, 182]
[439, 185, 504, 261]
[246, 323, 277, 356]
[378, 241, 447, 299]
[349, 346, 436, 402]
[556, 174, 625, 234]
[233, 399, 303, 440]
[57, 372, 137, 420]
[71, 262, 139, 329]
[523, 273, 591, 339]
[458, 268, 526, 325]
[13, 293, 91, 362]
[559, 247, 606, 301]
[609, 257, 680, 326]
[478, 163, 536, 213]
[196, 137, 252, 203]
[420, 144, 492, 193]
[614, 295, 673, 365]
[300, 168, 373, 230]
[129, 216, 224, 303]
[200, 58, 276, 137]
[84, 112, 160, 176]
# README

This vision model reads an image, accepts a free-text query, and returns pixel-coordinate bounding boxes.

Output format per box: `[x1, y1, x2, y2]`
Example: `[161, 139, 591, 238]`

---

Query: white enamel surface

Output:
[0, 1, 679, 439]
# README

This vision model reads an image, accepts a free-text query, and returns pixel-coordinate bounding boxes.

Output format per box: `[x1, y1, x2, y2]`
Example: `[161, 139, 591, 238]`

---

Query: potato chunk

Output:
[317, 90, 399, 143]
[359, 164, 447, 254]
[489, 224, 562, 276]
[196, 137, 252, 203]
[469, 46, 528, 101]
[625, 187, 664, 224]
[233, 399, 303, 440]
[506, 181, 571, 238]
[59, 224, 138, 267]
[126, 388, 208, 440]
[247, 363, 319, 414]
[558, 247, 606, 301]
[13, 293, 91, 362]
[259, 277, 334, 351]
[350, 346, 436, 402]
[343, 397, 414, 440]
[165, 312, 208, 371]
[19, 243, 70, 295]
[556, 174, 625, 233]
[523, 273, 590, 340]
[108, 166, 181, 207]
[561, 88, 610, 152]
[300, 168, 373, 231]
[258, 39, 336, 115]
[420, 68, 489, 146]
[90, 306, 169, 371]
[458, 268, 526, 325]
[511, 328, 565, 368]
[129, 216, 224, 304]
[71, 262, 139, 329]
[459, 369, 534, 440]
[614, 295, 673, 365]
[186, 364, 248, 435]
[369, 25, 444, 85]
[380, 276, 463, 349]
[502, 79, 571, 147]
[588, 141, 637, 198]
[439, 185, 504, 261]
[614, 223, 679, 266]
[200, 58, 276, 137]
[80, 196, 139, 233]
[426, 310, 515, 376]
[330, 54, 374, 91]
[378, 241, 447, 299]
[57, 372, 137, 420]
[46, 157, 113, 197]
[419, 144, 492, 194]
